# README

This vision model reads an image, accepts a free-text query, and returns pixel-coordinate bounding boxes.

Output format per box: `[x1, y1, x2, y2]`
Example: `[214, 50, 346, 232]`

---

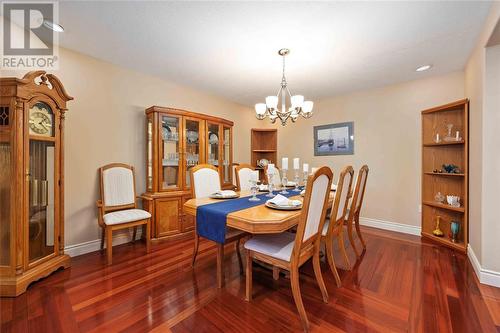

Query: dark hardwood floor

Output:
[1, 226, 499, 332]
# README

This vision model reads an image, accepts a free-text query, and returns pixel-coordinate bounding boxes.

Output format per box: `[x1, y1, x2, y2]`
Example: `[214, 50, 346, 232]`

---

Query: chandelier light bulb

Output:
[303, 101, 313, 113]
[265, 96, 278, 109]
[291, 95, 304, 109]
[255, 103, 267, 115]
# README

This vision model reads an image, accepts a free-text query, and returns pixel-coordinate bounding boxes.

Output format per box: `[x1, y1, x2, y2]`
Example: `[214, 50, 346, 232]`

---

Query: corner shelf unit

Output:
[421, 99, 469, 253]
[251, 129, 277, 181]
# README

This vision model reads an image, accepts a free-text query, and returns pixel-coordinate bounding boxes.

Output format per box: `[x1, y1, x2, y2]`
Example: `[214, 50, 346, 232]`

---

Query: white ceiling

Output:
[58, 1, 491, 107]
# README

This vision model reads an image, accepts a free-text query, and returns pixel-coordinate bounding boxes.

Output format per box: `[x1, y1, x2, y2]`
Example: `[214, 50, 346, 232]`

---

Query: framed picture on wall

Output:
[314, 122, 354, 156]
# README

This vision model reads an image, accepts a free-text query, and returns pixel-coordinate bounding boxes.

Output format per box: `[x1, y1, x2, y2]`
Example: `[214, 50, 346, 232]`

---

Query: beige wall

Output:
[277, 72, 465, 228]
[464, 2, 500, 272]
[1, 47, 259, 247]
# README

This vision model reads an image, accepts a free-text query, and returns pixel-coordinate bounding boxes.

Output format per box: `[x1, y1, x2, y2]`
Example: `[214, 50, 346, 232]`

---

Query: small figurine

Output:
[442, 164, 460, 174]
[433, 216, 444, 237]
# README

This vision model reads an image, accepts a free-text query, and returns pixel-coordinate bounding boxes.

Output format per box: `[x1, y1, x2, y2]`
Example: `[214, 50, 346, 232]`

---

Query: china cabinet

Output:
[421, 99, 469, 253]
[142, 106, 233, 241]
[0, 71, 73, 296]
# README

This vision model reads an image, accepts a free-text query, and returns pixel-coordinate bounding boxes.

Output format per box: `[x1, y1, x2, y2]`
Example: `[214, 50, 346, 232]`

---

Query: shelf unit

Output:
[251, 129, 277, 181]
[421, 99, 469, 253]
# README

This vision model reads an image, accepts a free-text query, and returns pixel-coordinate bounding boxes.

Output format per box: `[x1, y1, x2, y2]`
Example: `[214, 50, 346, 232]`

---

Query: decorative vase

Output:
[450, 221, 460, 243]
[432, 216, 444, 237]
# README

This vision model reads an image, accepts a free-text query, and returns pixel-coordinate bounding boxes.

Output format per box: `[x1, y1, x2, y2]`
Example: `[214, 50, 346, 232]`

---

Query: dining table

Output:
[183, 189, 336, 288]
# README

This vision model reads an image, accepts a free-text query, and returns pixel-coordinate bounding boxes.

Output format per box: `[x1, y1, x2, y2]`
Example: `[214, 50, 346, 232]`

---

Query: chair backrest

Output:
[235, 164, 258, 191]
[347, 165, 369, 221]
[191, 164, 221, 198]
[265, 165, 282, 187]
[291, 166, 333, 259]
[327, 166, 354, 233]
[100, 163, 136, 211]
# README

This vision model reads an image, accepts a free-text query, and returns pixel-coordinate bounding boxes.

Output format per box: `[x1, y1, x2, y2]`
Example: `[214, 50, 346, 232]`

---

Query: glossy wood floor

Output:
[1, 226, 499, 333]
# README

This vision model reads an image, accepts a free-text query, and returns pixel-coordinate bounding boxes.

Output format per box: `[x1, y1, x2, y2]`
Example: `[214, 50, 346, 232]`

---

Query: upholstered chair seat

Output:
[103, 209, 151, 225]
[244, 232, 295, 262]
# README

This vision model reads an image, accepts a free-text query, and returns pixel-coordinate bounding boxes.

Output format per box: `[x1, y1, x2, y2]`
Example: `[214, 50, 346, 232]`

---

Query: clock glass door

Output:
[28, 102, 57, 264]
[0, 106, 11, 267]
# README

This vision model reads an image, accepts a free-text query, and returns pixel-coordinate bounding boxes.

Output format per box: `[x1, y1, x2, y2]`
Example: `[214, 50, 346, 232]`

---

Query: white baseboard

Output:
[64, 229, 142, 257]
[359, 217, 421, 236]
[467, 245, 500, 288]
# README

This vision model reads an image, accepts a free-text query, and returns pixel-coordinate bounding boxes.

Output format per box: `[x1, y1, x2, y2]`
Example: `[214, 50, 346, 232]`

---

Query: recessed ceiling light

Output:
[43, 20, 64, 32]
[416, 64, 432, 72]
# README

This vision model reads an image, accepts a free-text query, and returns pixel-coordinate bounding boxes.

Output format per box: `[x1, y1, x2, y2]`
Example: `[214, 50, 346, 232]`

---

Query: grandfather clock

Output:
[0, 71, 73, 296]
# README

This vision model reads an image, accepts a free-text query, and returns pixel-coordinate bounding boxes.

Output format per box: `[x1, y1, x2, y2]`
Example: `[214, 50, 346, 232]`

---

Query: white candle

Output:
[282, 157, 288, 170]
[293, 158, 300, 170]
[436, 133, 440, 142]
[455, 131, 460, 140]
[303, 163, 309, 173]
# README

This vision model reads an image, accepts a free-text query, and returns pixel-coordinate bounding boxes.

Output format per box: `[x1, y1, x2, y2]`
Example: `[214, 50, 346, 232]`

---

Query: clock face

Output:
[29, 103, 53, 136]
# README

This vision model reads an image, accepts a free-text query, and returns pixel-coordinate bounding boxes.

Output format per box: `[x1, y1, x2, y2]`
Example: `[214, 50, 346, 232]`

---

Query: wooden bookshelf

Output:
[421, 99, 469, 253]
[251, 129, 277, 181]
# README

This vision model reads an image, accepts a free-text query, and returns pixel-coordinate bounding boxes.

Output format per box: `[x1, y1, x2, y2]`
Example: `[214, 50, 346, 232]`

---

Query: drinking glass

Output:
[302, 171, 308, 190]
[266, 172, 275, 197]
[280, 170, 289, 194]
[293, 171, 301, 192]
[248, 179, 260, 202]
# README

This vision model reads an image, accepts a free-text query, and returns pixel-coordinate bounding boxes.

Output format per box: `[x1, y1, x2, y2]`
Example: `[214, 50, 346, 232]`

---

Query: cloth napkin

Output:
[213, 190, 237, 198]
[268, 194, 302, 207]
[286, 181, 297, 186]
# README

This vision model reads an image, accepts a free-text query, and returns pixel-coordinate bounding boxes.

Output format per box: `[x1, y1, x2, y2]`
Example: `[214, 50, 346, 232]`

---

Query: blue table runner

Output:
[196, 189, 303, 244]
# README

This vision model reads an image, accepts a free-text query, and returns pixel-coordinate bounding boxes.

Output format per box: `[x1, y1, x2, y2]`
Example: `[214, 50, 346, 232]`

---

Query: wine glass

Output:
[266, 172, 275, 197]
[293, 170, 301, 192]
[248, 178, 260, 202]
[280, 170, 289, 194]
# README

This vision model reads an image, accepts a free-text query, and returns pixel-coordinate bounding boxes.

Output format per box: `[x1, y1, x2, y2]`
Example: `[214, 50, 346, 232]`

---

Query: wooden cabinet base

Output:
[0, 254, 70, 297]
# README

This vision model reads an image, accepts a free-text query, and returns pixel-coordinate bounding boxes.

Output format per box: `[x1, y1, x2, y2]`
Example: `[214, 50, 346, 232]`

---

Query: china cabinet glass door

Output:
[207, 123, 220, 170]
[28, 102, 56, 264]
[184, 118, 202, 189]
[160, 115, 182, 190]
[0, 106, 11, 267]
[222, 126, 232, 185]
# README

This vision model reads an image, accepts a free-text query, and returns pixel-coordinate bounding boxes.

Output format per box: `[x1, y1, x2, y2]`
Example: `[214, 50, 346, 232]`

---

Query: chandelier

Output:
[255, 48, 313, 126]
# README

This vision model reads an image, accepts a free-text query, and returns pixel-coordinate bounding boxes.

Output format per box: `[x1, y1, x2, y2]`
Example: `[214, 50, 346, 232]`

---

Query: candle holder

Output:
[293, 170, 300, 192]
[248, 179, 260, 202]
[302, 171, 308, 189]
[280, 169, 289, 194]
[266, 172, 275, 197]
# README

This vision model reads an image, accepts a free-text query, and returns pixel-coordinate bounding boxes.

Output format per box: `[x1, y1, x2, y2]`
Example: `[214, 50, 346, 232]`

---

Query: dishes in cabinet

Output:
[208, 132, 219, 144]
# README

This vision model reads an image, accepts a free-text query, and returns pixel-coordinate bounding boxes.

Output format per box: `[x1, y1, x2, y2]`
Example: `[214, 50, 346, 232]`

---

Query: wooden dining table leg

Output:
[217, 243, 224, 288]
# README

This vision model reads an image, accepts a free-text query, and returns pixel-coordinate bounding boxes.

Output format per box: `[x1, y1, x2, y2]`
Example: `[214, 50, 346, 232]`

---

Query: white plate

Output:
[209, 193, 240, 199]
[265, 201, 302, 211]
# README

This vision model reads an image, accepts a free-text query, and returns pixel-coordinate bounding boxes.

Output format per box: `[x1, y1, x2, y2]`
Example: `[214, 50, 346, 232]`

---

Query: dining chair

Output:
[244, 166, 333, 331]
[346, 165, 369, 257]
[190, 164, 246, 287]
[264, 164, 282, 188]
[96, 163, 151, 265]
[321, 166, 354, 285]
[235, 163, 259, 191]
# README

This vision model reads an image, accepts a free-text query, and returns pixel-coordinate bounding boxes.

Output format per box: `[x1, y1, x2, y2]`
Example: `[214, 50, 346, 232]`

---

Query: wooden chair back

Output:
[190, 164, 222, 198]
[291, 166, 333, 262]
[99, 163, 137, 214]
[326, 166, 354, 234]
[235, 163, 258, 191]
[347, 165, 369, 222]
[264, 164, 281, 187]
